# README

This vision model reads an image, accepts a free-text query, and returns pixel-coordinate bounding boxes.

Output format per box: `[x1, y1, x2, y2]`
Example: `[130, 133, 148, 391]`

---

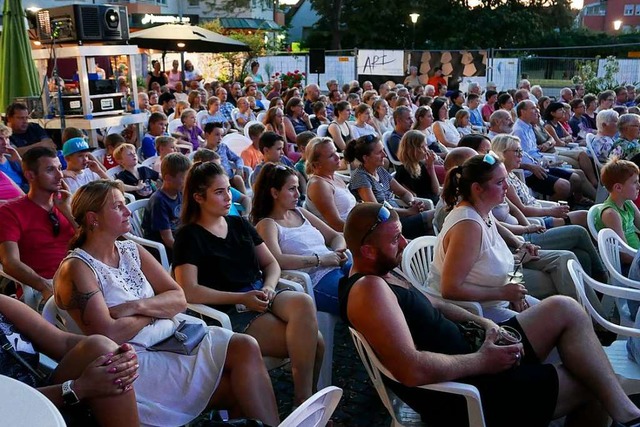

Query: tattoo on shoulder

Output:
[59, 282, 102, 326]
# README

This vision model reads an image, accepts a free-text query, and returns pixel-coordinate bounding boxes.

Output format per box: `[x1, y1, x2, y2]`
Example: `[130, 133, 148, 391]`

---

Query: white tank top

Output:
[428, 205, 513, 309]
[305, 175, 356, 222]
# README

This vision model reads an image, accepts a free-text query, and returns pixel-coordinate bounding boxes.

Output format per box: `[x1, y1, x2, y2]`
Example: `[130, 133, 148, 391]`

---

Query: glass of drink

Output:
[496, 326, 522, 346]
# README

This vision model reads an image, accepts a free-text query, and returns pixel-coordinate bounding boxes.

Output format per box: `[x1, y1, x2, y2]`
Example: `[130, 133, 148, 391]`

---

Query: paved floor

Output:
[270, 320, 391, 426]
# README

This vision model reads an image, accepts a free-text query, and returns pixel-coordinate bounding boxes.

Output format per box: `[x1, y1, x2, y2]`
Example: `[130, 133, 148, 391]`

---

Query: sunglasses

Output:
[48, 210, 60, 237]
[360, 203, 392, 245]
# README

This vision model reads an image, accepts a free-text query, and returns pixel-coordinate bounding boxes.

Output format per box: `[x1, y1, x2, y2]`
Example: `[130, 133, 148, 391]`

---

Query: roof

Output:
[218, 18, 281, 30]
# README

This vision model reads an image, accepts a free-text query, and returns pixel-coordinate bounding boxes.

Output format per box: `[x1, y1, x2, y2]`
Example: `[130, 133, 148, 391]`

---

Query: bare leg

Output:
[516, 296, 640, 424]
[567, 210, 588, 228]
[554, 365, 609, 427]
[247, 292, 323, 405]
[552, 178, 572, 201]
[50, 335, 139, 427]
[209, 334, 279, 426]
[577, 152, 599, 187]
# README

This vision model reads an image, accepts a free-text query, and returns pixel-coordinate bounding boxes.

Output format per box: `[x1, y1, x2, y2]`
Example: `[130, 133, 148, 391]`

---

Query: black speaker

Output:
[309, 49, 325, 74]
[37, 5, 129, 43]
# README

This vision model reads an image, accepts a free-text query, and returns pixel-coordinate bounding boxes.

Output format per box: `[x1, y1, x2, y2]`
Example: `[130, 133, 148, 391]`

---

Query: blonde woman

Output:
[396, 130, 440, 204]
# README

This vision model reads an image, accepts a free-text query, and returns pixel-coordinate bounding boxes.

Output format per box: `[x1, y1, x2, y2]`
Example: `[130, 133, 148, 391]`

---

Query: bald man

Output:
[304, 84, 321, 114]
[340, 202, 640, 427]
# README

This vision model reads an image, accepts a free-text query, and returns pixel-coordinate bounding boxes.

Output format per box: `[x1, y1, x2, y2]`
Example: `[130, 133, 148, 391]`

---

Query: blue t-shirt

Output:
[141, 133, 157, 160]
[229, 187, 243, 216]
[0, 158, 27, 192]
[9, 124, 49, 148]
[142, 189, 182, 243]
[251, 156, 294, 185]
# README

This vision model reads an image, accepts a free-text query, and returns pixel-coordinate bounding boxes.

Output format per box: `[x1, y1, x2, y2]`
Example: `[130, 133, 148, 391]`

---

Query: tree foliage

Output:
[306, 0, 577, 49]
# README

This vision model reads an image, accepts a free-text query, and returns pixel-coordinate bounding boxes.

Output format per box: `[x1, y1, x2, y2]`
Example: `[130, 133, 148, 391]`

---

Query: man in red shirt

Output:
[0, 147, 76, 305]
[426, 66, 447, 93]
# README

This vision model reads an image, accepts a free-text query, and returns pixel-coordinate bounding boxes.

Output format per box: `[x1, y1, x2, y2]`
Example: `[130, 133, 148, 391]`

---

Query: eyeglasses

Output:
[48, 210, 60, 237]
[360, 203, 392, 245]
[506, 148, 523, 156]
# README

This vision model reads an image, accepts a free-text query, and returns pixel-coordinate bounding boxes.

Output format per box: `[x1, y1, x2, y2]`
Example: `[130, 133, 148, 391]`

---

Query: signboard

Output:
[357, 50, 404, 76]
[130, 14, 199, 29]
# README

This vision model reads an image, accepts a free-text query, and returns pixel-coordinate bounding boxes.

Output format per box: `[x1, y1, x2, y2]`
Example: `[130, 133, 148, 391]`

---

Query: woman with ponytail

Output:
[429, 154, 539, 323]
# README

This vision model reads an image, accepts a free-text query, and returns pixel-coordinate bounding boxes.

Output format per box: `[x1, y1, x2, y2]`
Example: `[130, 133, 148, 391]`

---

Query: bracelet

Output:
[313, 253, 320, 267]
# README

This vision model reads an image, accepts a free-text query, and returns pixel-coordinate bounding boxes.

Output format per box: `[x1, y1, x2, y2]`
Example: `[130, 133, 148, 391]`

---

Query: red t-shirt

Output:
[103, 154, 118, 170]
[0, 196, 75, 279]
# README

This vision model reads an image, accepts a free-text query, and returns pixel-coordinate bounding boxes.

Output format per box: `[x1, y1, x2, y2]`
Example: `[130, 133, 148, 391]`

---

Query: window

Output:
[624, 4, 634, 16]
[635, 4, 640, 15]
[188, 0, 199, 5]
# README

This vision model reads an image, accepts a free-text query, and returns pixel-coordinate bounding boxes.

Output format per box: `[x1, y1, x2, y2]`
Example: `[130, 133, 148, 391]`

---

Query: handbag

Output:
[0, 329, 48, 387]
[148, 320, 207, 356]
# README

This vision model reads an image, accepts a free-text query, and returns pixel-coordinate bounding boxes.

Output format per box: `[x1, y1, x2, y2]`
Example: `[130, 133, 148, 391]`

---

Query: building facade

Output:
[577, 0, 640, 33]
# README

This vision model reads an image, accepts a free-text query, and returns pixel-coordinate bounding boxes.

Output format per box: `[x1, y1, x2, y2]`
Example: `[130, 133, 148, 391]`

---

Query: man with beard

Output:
[340, 202, 640, 427]
[487, 110, 514, 140]
[0, 147, 75, 305]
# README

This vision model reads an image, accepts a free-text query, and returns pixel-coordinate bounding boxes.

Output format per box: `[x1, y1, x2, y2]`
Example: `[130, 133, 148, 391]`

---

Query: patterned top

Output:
[220, 102, 235, 122]
[349, 166, 397, 206]
[0, 312, 40, 387]
[591, 135, 615, 163]
[507, 171, 541, 208]
[610, 137, 640, 162]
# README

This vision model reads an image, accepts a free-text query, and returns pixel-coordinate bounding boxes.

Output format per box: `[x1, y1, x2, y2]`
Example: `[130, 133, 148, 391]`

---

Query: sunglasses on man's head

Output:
[360, 203, 392, 245]
[48, 210, 60, 237]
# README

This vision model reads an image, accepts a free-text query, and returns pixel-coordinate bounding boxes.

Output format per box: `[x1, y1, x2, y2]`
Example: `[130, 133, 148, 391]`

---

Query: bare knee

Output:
[76, 335, 119, 358]
[543, 295, 588, 325]
[287, 292, 317, 317]
[554, 179, 571, 198]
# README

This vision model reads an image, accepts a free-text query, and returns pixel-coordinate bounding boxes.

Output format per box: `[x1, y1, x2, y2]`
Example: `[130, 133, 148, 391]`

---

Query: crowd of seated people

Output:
[3, 73, 640, 426]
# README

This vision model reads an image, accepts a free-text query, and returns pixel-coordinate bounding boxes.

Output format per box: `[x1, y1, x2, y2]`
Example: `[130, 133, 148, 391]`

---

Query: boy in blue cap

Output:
[62, 137, 108, 193]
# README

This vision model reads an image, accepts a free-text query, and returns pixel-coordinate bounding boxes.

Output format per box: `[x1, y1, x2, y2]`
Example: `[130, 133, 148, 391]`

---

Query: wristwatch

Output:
[62, 380, 80, 406]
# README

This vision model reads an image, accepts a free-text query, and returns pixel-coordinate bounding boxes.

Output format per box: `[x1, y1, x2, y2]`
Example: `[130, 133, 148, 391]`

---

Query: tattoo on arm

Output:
[59, 282, 102, 326]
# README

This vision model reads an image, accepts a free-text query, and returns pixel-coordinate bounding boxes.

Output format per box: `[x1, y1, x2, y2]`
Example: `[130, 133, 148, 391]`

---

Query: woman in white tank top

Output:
[304, 137, 356, 232]
[428, 153, 538, 323]
[253, 162, 352, 315]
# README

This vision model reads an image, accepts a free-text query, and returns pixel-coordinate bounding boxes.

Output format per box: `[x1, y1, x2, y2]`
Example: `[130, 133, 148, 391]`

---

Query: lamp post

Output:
[613, 19, 623, 31]
[409, 13, 420, 50]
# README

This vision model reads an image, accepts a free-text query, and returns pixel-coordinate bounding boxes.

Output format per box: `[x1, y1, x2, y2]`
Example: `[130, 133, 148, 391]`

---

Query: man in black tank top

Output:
[340, 203, 640, 427]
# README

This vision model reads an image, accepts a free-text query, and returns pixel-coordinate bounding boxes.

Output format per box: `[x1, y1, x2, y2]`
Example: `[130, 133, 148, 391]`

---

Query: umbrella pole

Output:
[180, 51, 185, 87]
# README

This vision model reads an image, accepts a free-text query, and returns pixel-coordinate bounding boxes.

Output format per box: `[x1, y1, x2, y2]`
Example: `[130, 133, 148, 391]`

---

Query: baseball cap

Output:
[62, 137, 93, 157]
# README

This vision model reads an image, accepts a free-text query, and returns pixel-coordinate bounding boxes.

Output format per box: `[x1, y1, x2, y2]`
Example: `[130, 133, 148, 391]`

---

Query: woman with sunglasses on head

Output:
[428, 153, 540, 323]
[305, 137, 357, 232]
[54, 180, 280, 427]
[252, 163, 351, 315]
[346, 135, 433, 239]
[173, 162, 324, 407]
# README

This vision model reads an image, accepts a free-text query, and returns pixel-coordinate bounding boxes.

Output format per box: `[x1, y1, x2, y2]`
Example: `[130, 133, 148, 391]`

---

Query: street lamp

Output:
[409, 13, 420, 50]
[613, 19, 623, 31]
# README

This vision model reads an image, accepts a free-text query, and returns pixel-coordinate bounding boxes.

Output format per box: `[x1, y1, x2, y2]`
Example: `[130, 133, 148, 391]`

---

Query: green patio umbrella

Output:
[0, 0, 40, 113]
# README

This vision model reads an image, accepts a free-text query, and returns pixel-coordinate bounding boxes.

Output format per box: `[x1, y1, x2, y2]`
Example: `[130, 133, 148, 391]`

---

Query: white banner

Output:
[357, 50, 404, 76]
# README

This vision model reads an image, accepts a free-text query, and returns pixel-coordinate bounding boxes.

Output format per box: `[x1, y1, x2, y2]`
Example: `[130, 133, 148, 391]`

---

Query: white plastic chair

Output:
[381, 131, 402, 166]
[141, 156, 159, 169]
[222, 133, 252, 158]
[281, 269, 339, 389]
[0, 375, 66, 427]
[167, 118, 182, 134]
[586, 203, 603, 241]
[106, 165, 123, 180]
[230, 108, 241, 130]
[401, 236, 483, 316]
[586, 134, 609, 203]
[349, 327, 486, 427]
[278, 386, 342, 427]
[256, 112, 266, 123]
[124, 199, 171, 271]
[316, 124, 329, 138]
[0, 263, 41, 310]
[597, 228, 640, 326]
[91, 148, 106, 164]
[243, 120, 263, 139]
[567, 259, 640, 395]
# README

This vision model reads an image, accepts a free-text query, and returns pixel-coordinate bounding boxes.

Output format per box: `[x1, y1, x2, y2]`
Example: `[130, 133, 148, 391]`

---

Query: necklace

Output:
[470, 205, 493, 227]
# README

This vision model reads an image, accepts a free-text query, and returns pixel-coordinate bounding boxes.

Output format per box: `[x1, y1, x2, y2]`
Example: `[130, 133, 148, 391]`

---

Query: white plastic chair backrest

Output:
[278, 386, 343, 427]
[222, 133, 252, 157]
[126, 199, 149, 238]
[381, 131, 402, 166]
[317, 124, 329, 138]
[196, 110, 210, 129]
[244, 120, 262, 138]
[0, 375, 66, 427]
[107, 124, 124, 135]
[256, 112, 266, 123]
[567, 258, 640, 338]
[42, 296, 84, 335]
[106, 165, 123, 180]
[141, 156, 159, 169]
[401, 236, 438, 292]
[92, 148, 106, 164]
[349, 327, 403, 422]
[168, 118, 182, 134]
[587, 203, 602, 241]
[230, 108, 241, 129]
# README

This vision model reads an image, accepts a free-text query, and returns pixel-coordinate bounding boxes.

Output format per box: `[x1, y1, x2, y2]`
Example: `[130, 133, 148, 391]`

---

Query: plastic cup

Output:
[496, 326, 522, 346]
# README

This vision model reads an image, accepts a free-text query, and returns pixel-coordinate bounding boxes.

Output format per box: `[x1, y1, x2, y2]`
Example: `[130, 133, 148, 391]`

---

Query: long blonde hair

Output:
[397, 130, 427, 178]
